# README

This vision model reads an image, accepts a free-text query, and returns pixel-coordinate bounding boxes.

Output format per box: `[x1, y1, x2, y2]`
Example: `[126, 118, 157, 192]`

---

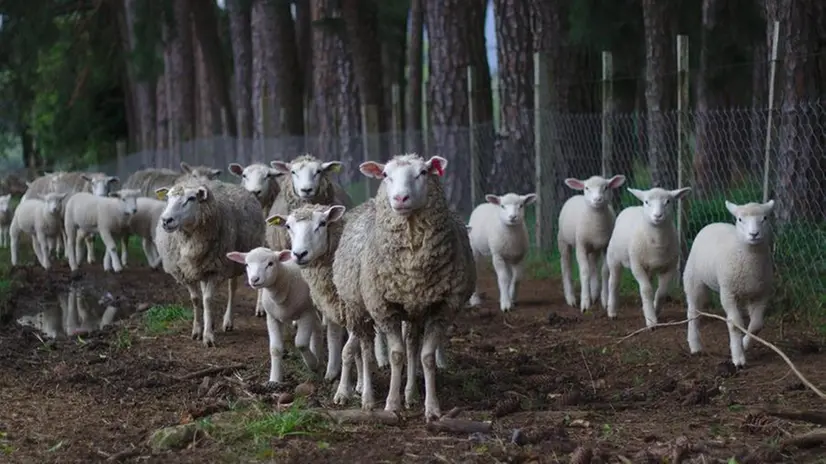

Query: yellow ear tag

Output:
[155, 190, 168, 201]
[329, 163, 342, 173]
[267, 216, 284, 226]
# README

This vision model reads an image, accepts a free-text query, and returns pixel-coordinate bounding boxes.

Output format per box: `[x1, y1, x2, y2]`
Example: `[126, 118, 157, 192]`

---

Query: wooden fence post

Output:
[762, 20, 781, 204]
[676, 35, 690, 268]
[467, 66, 481, 211]
[601, 51, 614, 178]
[361, 104, 380, 200]
[533, 52, 554, 250]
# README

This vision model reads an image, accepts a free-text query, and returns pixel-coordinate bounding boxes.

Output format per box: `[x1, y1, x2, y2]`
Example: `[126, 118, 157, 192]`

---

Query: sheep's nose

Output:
[749, 232, 759, 239]
[162, 217, 173, 227]
[393, 195, 410, 204]
[300, 188, 313, 195]
[653, 213, 664, 220]
[508, 214, 517, 222]
[250, 276, 261, 285]
[293, 250, 309, 260]
[252, 189, 262, 197]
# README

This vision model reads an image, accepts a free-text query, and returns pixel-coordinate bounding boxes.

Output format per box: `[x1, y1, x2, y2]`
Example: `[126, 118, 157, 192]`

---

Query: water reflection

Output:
[16, 287, 124, 339]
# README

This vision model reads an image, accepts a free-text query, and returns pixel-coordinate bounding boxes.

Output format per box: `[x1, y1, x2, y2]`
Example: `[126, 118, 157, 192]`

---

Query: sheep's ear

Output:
[56, 192, 68, 200]
[155, 187, 170, 201]
[80, 174, 92, 182]
[359, 161, 385, 179]
[195, 186, 209, 201]
[763, 199, 775, 213]
[276, 250, 293, 263]
[724, 200, 739, 216]
[228, 163, 244, 177]
[180, 161, 192, 173]
[607, 175, 626, 189]
[564, 178, 585, 190]
[426, 156, 448, 176]
[225, 252, 246, 264]
[627, 188, 646, 202]
[522, 193, 537, 205]
[107, 176, 120, 185]
[485, 194, 501, 205]
[321, 161, 343, 174]
[323, 205, 346, 223]
[270, 161, 291, 174]
[266, 214, 288, 228]
[267, 168, 284, 178]
[670, 187, 692, 200]
[209, 169, 222, 178]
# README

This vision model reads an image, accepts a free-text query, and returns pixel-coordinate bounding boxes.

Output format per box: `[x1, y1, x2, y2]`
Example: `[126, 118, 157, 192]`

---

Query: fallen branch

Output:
[426, 417, 492, 435]
[317, 409, 400, 426]
[176, 364, 246, 381]
[96, 446, 141, 462]
[762, 409, 826, 427]
[780, 428, 826, 449]
[443, 407, 465, 419]
[614, 318, 695, 344]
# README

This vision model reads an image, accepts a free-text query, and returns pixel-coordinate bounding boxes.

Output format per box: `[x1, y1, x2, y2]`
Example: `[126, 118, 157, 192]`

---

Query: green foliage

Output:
[129, 0, 167, 82]
[143, 304, 193, 334]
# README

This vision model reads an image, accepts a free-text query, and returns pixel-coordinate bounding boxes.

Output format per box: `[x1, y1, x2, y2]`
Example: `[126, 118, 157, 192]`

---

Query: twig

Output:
[427, 418, 492, 435]
[614, 318, 695, 344]
[761, 409, 826, 426]
[578, 348, 597, 395]
[779, 428, 826, 449]
[317, 409, 401, 425]
[176, 364, 246, 381]
[696, 310, 826, 400]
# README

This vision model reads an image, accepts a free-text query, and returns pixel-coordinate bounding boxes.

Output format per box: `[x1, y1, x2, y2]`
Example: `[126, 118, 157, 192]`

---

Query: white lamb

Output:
[605, 186, 692, 327]
[684, 200, 775, 367]
[226, 247, 323, 383]
[126, 197, 167, 269]
[228, 162, 283, 211]
[557, 175, 626, 311]
[63, 189, 141, 273]
[467, 192, 537, 312]
[0, 194, 14, 248]
[9, 193, 68, 269]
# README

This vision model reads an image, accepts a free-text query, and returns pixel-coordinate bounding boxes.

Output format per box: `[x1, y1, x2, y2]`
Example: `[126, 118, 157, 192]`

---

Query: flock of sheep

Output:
[0, 153, 777, 422]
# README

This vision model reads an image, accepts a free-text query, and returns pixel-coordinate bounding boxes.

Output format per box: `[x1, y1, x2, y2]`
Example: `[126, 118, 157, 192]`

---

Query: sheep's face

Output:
[155, 185, 208, 232]
[181, 162, 222, 180]
[360, 154, 448, 216]
[485, 193, 537, 226]
[628, 187, 692, 226]
[82, 174, 120, 197]
[43, 192, 67, 215]
[564, 175, 626, 208]
[0, 194, 11, 213]
[271, 158, 342, 200]
[229, 163, 282, 202]
[226, 247, 293, 289]
[726, 200, 775, 246]
[110, 189, 140, 217]
[266, 205, 346, 266]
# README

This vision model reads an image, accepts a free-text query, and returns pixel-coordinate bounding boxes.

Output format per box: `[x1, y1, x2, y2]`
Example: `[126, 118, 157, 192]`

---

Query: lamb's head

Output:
[0, 194, 11, 213]
[228, 162, 282, 204]
[82, 173, 120, 197]
[271, 155, 342, 200]
[155, 185, 210, 232]
[725, 199, 775, 246]
[42, 192, 68, 215]
[564, 175, 626, 209]
[266, 204, 346, 266]
[109, 189, 140, 217]
[628, 186, 692, 226]
[227, 247, 294, 289]
[484, 193, 537, 226]
[180, 161, 222, 180]
[360, 154, 448, 216]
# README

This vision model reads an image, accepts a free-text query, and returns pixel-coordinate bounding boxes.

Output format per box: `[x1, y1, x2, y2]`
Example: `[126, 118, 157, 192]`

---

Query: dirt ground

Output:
[1, 261, 826, 464]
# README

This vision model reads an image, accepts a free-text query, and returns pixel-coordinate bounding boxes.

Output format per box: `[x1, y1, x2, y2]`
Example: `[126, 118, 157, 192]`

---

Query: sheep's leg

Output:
[140, 238, 157, 268]
[599, 256, 610, 310]
[354, 341, 364, 394]
[222, 277, 237, 332]
[404, 321, 422, 408]
[383, 322, 405, 413]
[421, 319, 443, 422]
[653, 266, 677, 317]
[36, 230, 52, 269]
[103, 245, 113, 271]
[65, 226, 79, 270]
[686, 281, 708, 355]
[309, 311, 324, 360]
[720, 289, 747, 367]
[359, 335, 376, 411]
[576, 247, 592, 312]
[334, 331, 358, 405]
[200, 280, 217, 347]
[630, 261, 657, 328]
[492, 255, 513, 312]
[9, 224, 19, 266]
[374, 331, 389, 369]
[742, 299, 767, 352]
[31, 234, 48, 269]
[119, 236, 128, 267]
[84, 235, 95, 264]
[436, 333, 448, 369]
[294, 311, 319, 370]
[559, 242, 576, 307]
[508, 260, 523, 305]
[324, 322, 344, 381]
[265, 312, 285, 384]
[468, 249, 483, 307]
[99, 230, 122, 272]
[589, 253, 601, 304]
[187, 284, 202, 340]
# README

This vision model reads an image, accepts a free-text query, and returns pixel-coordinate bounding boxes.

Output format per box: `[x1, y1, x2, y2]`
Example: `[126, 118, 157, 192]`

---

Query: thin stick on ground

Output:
[578, 348, 597, 395]
[176, 364, 247, 381]
[761, 409, 826, 426]
[614, 318, 696, 344]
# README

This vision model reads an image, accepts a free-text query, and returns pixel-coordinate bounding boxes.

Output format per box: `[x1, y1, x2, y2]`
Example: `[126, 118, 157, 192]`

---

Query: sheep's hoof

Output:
[333, 390, 352, 405]
[222, 321, 234, 332]
[424, 405, 442, 423]
[405, 397, 420, 410]
[202, 334, 215, 347]
[263, 381, 283, 392]
[255, 310, 265, 318]
[324, 370, 340, 383]
[191, 331, 202, 341]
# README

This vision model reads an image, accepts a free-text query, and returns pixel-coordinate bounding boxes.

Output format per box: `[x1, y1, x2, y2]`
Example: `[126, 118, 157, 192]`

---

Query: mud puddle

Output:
[15, 286, 135, 338]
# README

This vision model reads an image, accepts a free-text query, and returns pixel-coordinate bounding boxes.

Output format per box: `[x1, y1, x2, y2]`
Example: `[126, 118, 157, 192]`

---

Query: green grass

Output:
[143, 304, 192, 334]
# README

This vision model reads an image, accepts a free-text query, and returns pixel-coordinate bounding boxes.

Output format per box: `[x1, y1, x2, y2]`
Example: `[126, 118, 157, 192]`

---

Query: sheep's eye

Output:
[737, 217, 743, 222]
[267, 262, 274, 268]
[318, 220, 327, 228]
[664, 199, 669, 205]
[315, 170, 321, 176]
[584, 186, 589, 191]
[242, 174, 247, 179]
[285, 224, 291, 230]
[644, 201, 649, 205]
[291, 170, 296, 175]
[381, 172, 387, 178]
[419, 169, 428, 177]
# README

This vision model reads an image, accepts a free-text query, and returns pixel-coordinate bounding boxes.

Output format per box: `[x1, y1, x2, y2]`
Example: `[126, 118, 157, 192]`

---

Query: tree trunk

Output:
[342, 0, 386, 135]
[227, 0, 254, 158]
[194, 25, 223, 143]
[641, 0, 677, 189]
[165, 0, 197, 153]
[155, 73, 169, 152]
[122, 0, 156, 152]
[493, 0, 534, 196]
[191, 1, 236, 139]
[750, 1, 768, 174]
[425, 0, 493, 214]
[295, 0, 312, 129]
[774, 0, 826, 222]
[251, 0, 267, 145]
[405, 0, 425, 154]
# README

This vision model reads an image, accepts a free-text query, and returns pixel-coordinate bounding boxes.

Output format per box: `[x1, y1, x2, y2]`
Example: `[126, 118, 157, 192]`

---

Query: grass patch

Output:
[143, 304, 192, 334]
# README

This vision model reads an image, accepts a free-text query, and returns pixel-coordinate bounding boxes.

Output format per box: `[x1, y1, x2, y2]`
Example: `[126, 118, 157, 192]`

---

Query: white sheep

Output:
[557, 175, 626, 311]
[684, 200, 775, 367]
[226, 247, 323, 383]
[63, 189, 141, 273]
[605, 186, 692, 327]
[126, 197, 167, 269]
[0, 194, 13, 248]
[467, 192, 537, 312]
[228, 162, 283, 211]
[9, 193, 68, 269]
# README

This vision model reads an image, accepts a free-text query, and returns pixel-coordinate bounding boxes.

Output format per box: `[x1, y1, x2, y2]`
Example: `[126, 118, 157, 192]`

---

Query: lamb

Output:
[684, 200, 775, 367]
[0, 194, 13, 248]
[228, 162, 283, 211]
[154, 179, 265, 347]
[126, 197, 167, 269]
[63, 189, 141, 273]
[605, 186, 692, 328]
[122, 162, 222, 198]
[467, 192, 537, 312]
[557, 175, 626, 312]
[346, 154, 476, 421]
[226, 247, 323, 383]
[9, 193, 69, 269]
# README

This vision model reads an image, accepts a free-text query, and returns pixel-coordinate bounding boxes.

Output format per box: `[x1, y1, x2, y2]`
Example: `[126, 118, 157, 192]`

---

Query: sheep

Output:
[122, 161, 222, 198]
[347, 154, 476, 421]
[557, 175, 627, 311]
[9, 193, 69, 269]
[684, 200, 775, 367]
[126, 197, 167, 269]
[467, 192, 537, 312]
[63, 189, 141, 273]
[0, 194, 13, 248]
[154, 179, 265, 347]
[605, 186, 692, 328]
[226, 247, 324, 383]
[228, 162, 283, 211]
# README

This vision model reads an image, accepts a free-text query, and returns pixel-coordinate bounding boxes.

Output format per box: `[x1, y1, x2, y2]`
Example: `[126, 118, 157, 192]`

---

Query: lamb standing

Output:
[557, 175, 626, 311]
[9, 193, 68, 269]
[126, 197, 168, 268]
[226, 247, 323, 383]
[0, 194, 13, 248]
[684, 200, 775, 367]
[605, 187, 692, 327]
[154, 180, 265, 346]
[467, 192, 537, 312]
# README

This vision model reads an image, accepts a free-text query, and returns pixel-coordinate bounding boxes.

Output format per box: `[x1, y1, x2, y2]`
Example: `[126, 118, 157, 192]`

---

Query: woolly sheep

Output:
[267, 204, 369, 406]
[228, 162, 283, 211]
[63, 189, 141, 273]
[125, 197, 168, 269]
[350, 154, 476, 421]
[122, 162, 222, 198]
[9, 193, 68, 269]
[226, 247, 324, 383]
[684, 200, 775, 367]
[557, 175, 626, 311]
[467, 192, 537, 312]
[605, 187, 692, 328]
[0, 194, 13, 248]
[154, 180, 265, 347]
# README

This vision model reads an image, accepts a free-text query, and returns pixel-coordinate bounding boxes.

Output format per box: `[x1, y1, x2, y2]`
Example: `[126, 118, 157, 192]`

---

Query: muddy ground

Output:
[1, 260, 825, 464]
